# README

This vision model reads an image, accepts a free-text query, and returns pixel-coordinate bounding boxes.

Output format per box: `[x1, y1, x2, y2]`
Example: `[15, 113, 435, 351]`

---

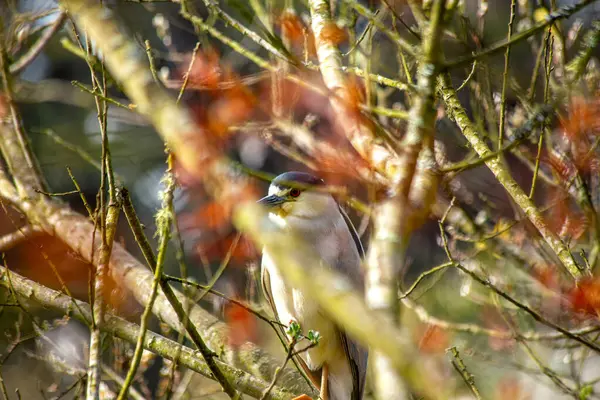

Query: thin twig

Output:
[86, 193, 122, 399]
[144, 40, 159, 83]
[447, 347, 483, 400]
[439, 73, 582, 279]
[345, 0, 417, 57]
[438, 218, 600, 354]
[176, 42, 199, 104]
[121, 162, 240, 399]
[497, 0, 517, 155]
[400, 262, 453, 299]
[260, 337, 299, 400]
[402, 298, 600, 341]
[116, 166, 176, 400]
[0, 22, 46, 195]
[66, 167, 95, 221]
[71, 80, 133, 110]
[0, 369, 8, 400]
[10, 12, 67, 74]
[197, 0, 292, 64]
[444, 0, 599, 70]
[0, 266, 296, 400]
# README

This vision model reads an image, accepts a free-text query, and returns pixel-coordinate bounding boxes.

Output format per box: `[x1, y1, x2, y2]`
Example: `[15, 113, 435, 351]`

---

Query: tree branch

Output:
[9, 12, 67, 75]
[439, 73, 582, 280]
[0, 266, 296, 400]
[49, 0, 315, 394]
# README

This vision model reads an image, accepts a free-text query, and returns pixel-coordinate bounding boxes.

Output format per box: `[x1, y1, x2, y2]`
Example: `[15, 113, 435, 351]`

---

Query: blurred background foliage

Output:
[1, 0, 600, 398]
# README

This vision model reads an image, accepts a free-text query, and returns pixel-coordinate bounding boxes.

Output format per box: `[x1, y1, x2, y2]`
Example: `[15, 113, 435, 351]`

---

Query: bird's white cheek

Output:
[268, 212, 287, 228]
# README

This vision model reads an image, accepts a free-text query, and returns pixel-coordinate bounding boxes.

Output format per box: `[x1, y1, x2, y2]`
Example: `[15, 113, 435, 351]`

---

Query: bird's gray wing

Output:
[260, 264, 321, 390]
[338, 204, 365, 258]
[336, 205, 368, 399]
[260, 265, 277, 319]
[339, 330, 368, 400]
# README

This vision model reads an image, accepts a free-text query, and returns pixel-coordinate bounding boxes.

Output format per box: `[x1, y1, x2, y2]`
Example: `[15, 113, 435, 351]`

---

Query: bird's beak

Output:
[257, 194, 286, 207]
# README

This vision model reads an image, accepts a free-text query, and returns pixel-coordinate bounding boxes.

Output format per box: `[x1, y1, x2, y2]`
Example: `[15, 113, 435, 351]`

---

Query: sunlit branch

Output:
[444, 0, 599, 70]
[121, 167, 240, 399]
[0, 267, 296, 400]
[0, 226, 43, 252]
[439, 73, 582, 280]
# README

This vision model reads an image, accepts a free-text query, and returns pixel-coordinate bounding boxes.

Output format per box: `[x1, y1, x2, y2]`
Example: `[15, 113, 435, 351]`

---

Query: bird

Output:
[258, 171, 368, 400]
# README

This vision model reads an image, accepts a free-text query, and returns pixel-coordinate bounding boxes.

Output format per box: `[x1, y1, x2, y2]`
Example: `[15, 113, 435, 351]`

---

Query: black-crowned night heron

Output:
[258, 171, 368, 400]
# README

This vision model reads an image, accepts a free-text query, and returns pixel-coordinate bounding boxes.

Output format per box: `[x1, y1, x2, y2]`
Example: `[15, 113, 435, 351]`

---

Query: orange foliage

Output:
[314, 147, 372, 186]
[417, 324, 450, 353]
[264, 75, 302, 115]
[567, 277, 600, 317]
[561, 96, 600, 141]
[279, 11, 305, 45]
[559, 96, 600, 173]
[494, 377, 530, 400]
[481, 306, 515, 351]
[318, 22, 347, 45]
[543, 151, 574, 181]
[4, 235, 90, 295]
[183, 201, 230, 231]
[532, 264, 564, 317]
[194, 232, 258, 264]
[533, 264, 560, 290]
[179, 49, 257, 140]
[306, 30, 317, 58]
[171, 156, 197, 187]
[3, 234, 140, 318]
[183, 48, 222, 90]
[224, 300, 258, 347]
[278, 11, 316, 57]
[206, 79, 256, 136]
[342, 75, 366, 112]
[0, 93, 7, 119]
[545, 188, 588, 240]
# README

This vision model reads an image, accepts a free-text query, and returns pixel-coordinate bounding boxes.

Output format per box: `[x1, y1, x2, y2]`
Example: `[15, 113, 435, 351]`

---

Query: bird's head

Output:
[258, 172, 334, 222]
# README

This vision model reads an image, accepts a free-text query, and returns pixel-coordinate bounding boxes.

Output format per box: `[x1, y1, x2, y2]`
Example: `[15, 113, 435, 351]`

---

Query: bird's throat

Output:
[268, 210, 288, 228]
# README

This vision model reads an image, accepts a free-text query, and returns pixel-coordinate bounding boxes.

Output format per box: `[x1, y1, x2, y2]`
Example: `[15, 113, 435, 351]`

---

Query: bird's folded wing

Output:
[338, 204, 364, 258]
[340, 329, 368, 400]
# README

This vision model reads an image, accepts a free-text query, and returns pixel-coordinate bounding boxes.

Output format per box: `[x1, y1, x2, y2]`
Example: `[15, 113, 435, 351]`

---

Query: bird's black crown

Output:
[271, 171, 325, 189]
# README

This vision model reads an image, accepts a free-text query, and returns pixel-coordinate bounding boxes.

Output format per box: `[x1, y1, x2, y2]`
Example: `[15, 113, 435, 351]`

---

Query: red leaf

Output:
[494, 377, 530, 400]
[319, 22, 347, 45]
[568, 277, 600, 317]
[182, 49, 222, 90]
[279, 11, 306, 45]
[561, 97, 600, 141]
[194, 233, 258, 264]
[224, 300, 258, 347]
[206, 81, 256, 136]
[418, 324, 449, 354]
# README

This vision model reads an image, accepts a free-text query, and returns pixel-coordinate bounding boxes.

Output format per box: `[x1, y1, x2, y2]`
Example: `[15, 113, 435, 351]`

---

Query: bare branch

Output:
[0, 226, 43, 252]
[9, 12, 67, 75]
[439, 73, 582, 280]
[0, 266, 297, 400]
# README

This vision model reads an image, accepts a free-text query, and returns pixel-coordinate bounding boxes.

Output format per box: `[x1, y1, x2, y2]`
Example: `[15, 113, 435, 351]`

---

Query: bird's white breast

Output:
[262, 248, 340, 369]
[262, 205, 362, 373]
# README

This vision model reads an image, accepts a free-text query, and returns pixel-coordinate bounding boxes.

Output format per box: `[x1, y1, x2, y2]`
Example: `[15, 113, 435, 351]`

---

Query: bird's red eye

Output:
[289, 188, 301, 198]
